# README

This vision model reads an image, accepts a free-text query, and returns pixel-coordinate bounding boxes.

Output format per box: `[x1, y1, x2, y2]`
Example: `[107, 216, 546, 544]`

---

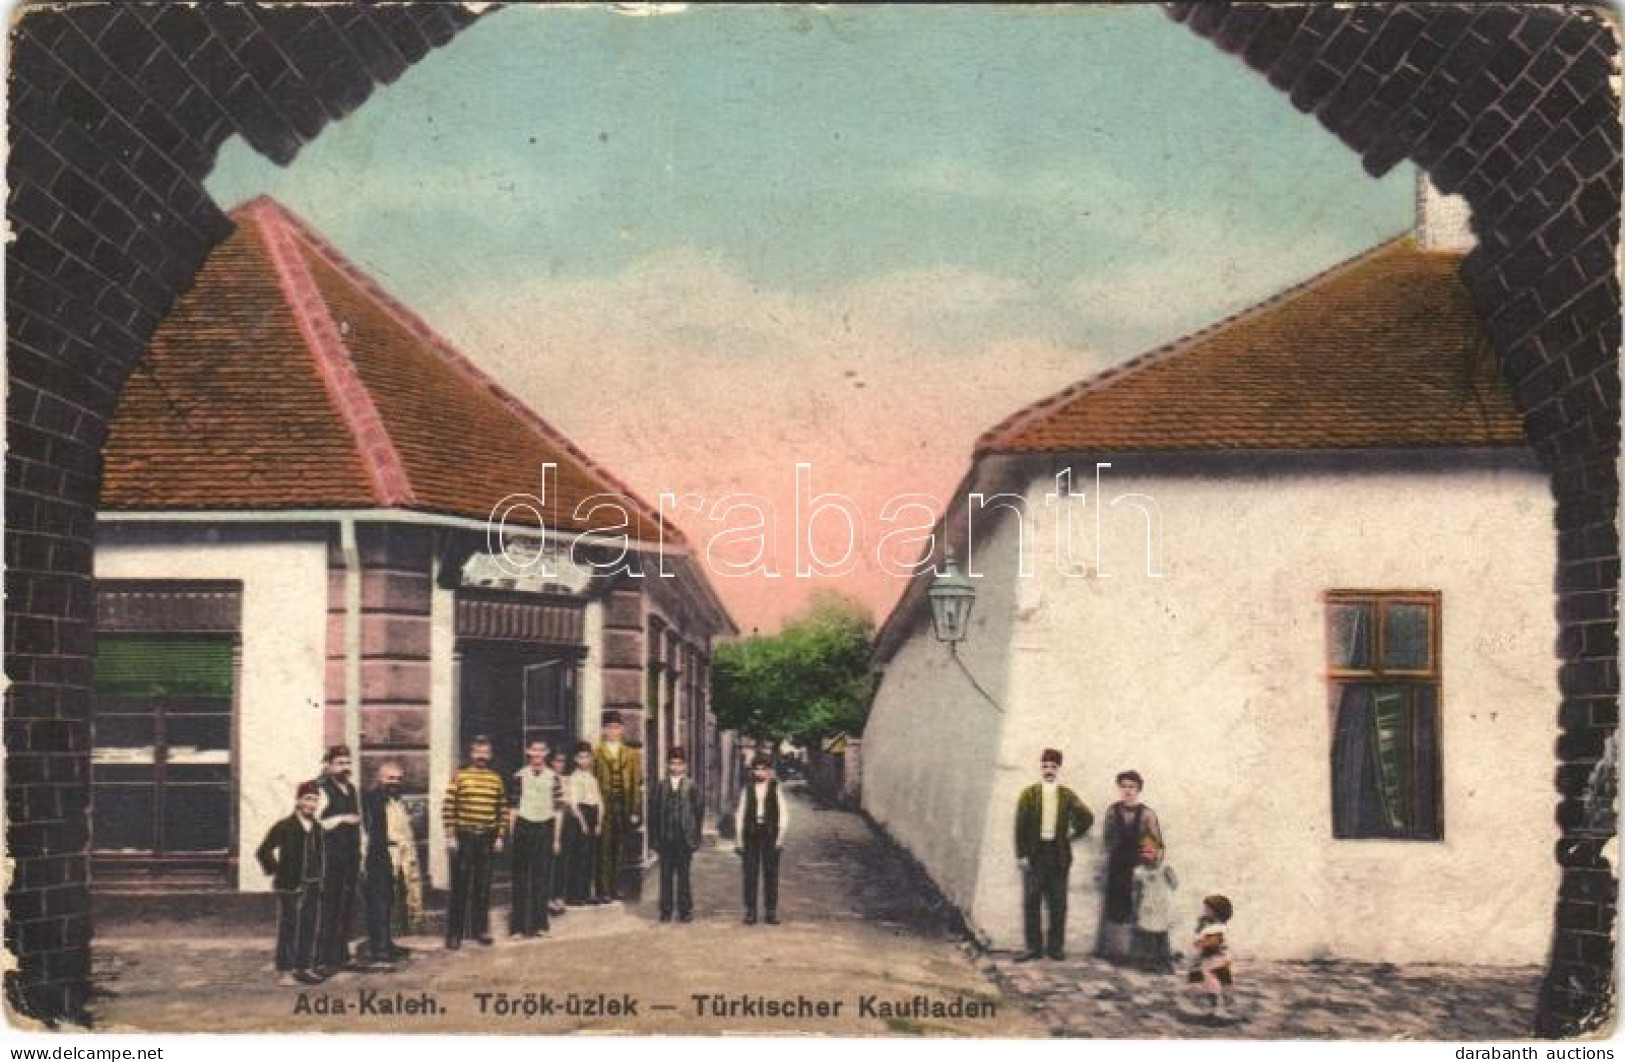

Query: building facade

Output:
[864, 223, 1562, 965]
[92, 198, 735, 895]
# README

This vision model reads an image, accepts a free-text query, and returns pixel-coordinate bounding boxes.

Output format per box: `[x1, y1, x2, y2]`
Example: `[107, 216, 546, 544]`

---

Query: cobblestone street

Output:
[86, 784, 1547, 1039]
[89, 784, 1035, 1037]
[978, 950, 1544, 1039]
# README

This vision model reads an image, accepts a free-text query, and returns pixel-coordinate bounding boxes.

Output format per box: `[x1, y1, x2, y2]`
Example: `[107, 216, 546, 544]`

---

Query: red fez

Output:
[1040, 748, 1063, 766]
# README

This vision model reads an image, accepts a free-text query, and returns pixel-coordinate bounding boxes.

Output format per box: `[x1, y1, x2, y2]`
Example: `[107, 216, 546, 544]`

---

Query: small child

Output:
[1131, 839, 1178, 972]
[1187, 894, 1235, 1021]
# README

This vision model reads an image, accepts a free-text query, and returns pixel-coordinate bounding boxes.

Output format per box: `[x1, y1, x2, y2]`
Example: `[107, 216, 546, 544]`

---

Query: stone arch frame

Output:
[2, 0, 1617, 1035]
[5, 3, 485, 1023]
[1166, 3, 1620, 1037]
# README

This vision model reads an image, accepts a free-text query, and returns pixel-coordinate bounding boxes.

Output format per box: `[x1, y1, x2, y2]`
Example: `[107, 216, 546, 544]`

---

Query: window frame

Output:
[1324, 589, 1444, 842]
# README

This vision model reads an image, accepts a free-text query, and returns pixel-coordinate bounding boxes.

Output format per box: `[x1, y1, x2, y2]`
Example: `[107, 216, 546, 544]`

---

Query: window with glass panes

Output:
[1326, 592, 1442, 840]
[93, 580, 241, 884]
[94, 635, 236, 858]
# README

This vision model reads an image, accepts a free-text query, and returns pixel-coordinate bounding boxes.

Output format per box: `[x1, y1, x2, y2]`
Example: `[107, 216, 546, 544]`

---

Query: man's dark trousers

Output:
[658, 843, 694, 919]
[318, 834, 360, 967]
[741, 840, 780, 918]
[1023, 839, 1068, 957]
[275, 882, 322, 972]
[509, 819, 553, 935]
[363, 862, 394, 959]
[446, 830, 495, 944]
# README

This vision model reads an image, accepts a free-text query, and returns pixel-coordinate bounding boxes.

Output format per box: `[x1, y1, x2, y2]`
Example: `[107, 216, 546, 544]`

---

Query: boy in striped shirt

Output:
[442, 735, 508, 949]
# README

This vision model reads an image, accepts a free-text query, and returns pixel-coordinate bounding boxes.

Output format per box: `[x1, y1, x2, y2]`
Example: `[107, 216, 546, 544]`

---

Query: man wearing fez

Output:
[256, 780, 326, 986]
[314, 744, 362, 974]
[734, 752, 789, 925]
[442, 735, 508, 949]
[1013, 748, 1094, 961]
[361, 760, 414, 965]
[649, 747, 703, 923]
[592, 712, 642, 902]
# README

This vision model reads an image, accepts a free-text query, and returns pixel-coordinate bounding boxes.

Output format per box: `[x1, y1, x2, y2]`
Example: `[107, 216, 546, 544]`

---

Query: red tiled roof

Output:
[102, 197, 677, 544]
[978, 238, 1528, 455]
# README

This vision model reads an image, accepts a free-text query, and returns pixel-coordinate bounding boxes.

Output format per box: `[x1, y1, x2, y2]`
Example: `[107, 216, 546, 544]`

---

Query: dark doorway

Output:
[458, 644, 580, 777]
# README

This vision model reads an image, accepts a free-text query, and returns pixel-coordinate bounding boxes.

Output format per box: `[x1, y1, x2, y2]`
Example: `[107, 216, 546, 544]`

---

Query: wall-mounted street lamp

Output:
[927, 549, 976, 645]
[927, 549, 1002, 713]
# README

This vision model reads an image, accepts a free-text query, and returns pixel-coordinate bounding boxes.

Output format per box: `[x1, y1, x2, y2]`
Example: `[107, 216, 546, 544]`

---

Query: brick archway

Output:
[1166, 2, 1620, 1036]
[4, 1, 1619, 1034]
[5, 4, 484, 1023]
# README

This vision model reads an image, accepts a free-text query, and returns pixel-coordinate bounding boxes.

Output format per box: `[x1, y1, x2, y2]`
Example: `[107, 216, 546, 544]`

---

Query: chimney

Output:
[1415, 170, 1476, 251]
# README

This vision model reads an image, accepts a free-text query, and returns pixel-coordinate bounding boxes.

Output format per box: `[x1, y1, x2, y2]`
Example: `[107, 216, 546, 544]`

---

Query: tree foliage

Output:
[712, 592, 877, 745]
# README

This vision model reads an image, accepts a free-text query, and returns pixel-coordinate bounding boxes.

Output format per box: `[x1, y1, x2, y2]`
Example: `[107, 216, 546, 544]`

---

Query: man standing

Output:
[442, 735, 507, 949]
[1013, 748, 1094, 961]
[256, 780, 326, 986]
[509, 739, 563, 938]
[361, 761, 413, 965]
[314, 744, 362, 974]
[733, 752, 788, 925]
[649, 747, 703, 923]
[592, 713, 642, 902]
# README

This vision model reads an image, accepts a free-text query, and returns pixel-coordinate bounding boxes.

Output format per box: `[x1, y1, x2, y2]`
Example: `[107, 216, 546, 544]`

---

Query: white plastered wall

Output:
[862, 508, 1024, 922]
[95, 532, 330, 892]
[870, 457, 1560, 964]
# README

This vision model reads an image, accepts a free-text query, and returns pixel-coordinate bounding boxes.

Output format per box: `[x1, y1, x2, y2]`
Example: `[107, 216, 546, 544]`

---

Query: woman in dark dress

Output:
[1097, 769, 1163, 962]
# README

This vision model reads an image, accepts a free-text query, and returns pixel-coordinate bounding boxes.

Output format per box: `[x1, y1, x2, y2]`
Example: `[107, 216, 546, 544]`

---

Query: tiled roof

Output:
[978, 238, 1528, 455]
[102, 197, 676, 544]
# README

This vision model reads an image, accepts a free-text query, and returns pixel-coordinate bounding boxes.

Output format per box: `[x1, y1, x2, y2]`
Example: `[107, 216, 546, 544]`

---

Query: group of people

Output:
[255, 746, 420, 987]
[256, 711, 797, 986]
[1014, 750, 1236, 1020]
[255, 711, 647, 985]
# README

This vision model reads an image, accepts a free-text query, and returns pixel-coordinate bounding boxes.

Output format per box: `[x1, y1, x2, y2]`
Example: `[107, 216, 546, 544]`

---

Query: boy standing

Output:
[649, 747, 703, 922]
[566, 742, 604, 905]
[734, 752, 788, 925]
[256, 781, 326, 986]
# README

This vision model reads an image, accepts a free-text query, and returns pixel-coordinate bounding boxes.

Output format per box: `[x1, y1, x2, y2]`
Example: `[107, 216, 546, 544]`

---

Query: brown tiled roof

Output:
[102, 197, 676, 544]
[978, 238, 1528, 455]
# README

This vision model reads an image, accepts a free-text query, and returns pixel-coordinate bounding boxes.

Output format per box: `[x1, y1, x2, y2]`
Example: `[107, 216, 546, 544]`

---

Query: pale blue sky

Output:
[207, 4, 1415, 629]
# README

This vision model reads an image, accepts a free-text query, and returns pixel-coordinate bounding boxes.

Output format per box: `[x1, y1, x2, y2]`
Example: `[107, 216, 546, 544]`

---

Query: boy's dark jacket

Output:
[1014, 785, 1095, 868]
[256, 812, 325, 891]
[649, 774, 703, 851]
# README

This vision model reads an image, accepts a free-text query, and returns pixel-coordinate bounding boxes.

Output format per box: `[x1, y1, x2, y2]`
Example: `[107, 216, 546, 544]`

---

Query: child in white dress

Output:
[1131, 839, 1178, 972]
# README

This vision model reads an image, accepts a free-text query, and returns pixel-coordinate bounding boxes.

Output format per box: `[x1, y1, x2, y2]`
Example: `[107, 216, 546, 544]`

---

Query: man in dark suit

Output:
[361, 760, 412, 965]
[314, 744, 363, 974]
[649, 746, 703, 923]
[1014, 747, 1094, 961]
[733, 752, 788, 925]
[256, 781, 326, 986]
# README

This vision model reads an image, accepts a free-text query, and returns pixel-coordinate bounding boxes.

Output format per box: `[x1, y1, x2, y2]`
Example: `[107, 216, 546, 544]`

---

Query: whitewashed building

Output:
[863, 197, 1559, 965]
[93, 197, 735, 894]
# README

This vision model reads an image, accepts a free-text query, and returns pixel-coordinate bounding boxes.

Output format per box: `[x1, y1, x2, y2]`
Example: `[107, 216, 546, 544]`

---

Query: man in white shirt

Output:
[1013, 748, 1094, 961]
[509, 739, 563, 937]
[734, 752, 789, 925]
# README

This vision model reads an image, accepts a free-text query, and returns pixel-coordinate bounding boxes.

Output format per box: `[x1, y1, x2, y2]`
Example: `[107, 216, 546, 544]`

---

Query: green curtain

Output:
[94, 636, 233, 699]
